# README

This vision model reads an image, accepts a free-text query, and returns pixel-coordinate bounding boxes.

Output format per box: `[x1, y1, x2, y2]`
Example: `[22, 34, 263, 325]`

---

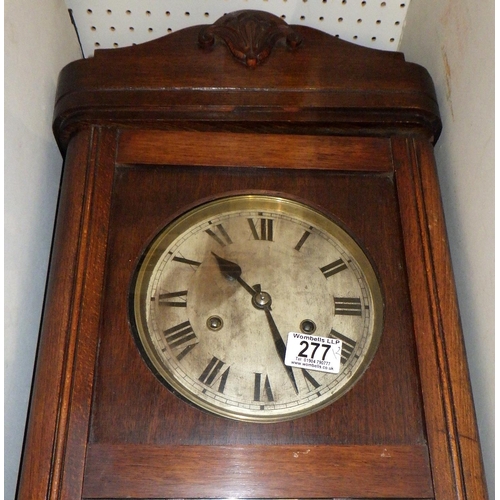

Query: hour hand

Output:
[212, 252, 255, 296]
[212, 252, 242, 280]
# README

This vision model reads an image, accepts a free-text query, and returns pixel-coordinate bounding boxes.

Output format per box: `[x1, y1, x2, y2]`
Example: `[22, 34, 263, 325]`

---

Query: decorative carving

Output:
[198, 10, 302, 67]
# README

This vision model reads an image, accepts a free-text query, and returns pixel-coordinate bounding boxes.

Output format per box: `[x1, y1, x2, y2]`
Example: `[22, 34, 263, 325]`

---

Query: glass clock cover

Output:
[130, 195, 383, 422]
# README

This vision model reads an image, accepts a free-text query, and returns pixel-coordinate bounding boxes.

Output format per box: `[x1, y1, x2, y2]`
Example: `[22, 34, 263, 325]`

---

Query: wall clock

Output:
[18, 10, 487, 500]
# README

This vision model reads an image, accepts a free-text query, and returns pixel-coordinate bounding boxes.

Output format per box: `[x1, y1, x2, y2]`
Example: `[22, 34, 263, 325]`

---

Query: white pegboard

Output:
[65, 0, 410, 58]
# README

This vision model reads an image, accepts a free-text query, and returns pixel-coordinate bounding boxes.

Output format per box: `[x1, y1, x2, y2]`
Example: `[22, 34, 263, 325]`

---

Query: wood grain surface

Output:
[394, 136, 488, 499]
[83, 444, 433, 498]
[117, 130, 392, 171]
[16, 130, 94, 500]
[92, 155, 424, 448]
[53, 18, 440, 150]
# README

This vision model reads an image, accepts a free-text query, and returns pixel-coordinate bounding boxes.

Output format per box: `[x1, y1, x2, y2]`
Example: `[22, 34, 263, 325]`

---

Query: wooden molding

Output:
[53, 16, 440, 151]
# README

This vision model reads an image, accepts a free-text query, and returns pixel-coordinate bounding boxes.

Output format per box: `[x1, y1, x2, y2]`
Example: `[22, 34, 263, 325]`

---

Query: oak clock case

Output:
[17, 9, 487, 500]
[130, 194, 384, 422]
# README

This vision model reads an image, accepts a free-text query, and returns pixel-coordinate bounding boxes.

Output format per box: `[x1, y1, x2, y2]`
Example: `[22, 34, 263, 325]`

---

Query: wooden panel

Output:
[394, 136, 457, 498]
[117, 130, 393, 172]
[393, 136, 487, 499]
[83, 444, 433, 499]
[16, 130, 94, 500]
[90, 163, 425, 447]
[57, 128, 118, 499]
[416, 141, 487, 498]
[17, 128, 118, 500]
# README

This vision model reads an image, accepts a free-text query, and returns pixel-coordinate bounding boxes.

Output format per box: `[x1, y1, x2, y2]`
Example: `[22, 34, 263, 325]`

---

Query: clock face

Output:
[130, 195, 383, 422]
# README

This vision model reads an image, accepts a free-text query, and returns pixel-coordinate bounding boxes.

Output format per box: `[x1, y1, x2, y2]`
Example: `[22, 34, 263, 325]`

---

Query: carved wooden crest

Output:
[198, 10, 302, 67]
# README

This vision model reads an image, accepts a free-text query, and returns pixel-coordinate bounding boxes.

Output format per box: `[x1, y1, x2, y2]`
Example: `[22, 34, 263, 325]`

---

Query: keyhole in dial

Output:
[207, 315, 224, 331]
[300, 319, 317, 334]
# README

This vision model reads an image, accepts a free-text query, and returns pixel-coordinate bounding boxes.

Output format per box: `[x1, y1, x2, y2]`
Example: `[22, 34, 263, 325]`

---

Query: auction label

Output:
[285, 332, 342, 374]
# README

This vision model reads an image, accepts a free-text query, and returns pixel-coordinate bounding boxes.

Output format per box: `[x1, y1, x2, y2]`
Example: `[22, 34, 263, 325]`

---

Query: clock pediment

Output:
[54, 10, 440, 151]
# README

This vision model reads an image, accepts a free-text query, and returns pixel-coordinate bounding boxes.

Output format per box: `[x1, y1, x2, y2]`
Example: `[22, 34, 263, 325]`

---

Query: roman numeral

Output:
[205, 223, 233, 247]
[254, 373, 274, 403]
[294, 230, 311, 251]
[248, 217, 274, 241]
[320, 258, 348, 278]
[158, 290, 187, 307]
[302, 369, 321, 394]
[172, 255, 201, 268]
[329, 329, 357, 365]
[163, 321, 198, 360]
[334, 297, 362, 316]
[199, 356, 230, 393]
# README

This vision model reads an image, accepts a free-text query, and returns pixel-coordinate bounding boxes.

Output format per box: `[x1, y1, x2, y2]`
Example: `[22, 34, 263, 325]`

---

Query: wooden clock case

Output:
[18, 10, 487, 500]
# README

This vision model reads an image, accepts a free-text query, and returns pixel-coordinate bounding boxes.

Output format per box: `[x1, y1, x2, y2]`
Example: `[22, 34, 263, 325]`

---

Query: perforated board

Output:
[65, 0, 411, 58]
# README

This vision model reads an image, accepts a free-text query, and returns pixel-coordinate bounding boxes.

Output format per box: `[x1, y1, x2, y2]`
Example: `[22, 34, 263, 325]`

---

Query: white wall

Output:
[400, 1, 494, 497]
[4, 0, 81, 498]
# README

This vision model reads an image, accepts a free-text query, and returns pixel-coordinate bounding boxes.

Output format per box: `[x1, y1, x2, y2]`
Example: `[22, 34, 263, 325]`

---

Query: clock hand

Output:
[212, 252, 299, 394]
[262, 305, 299, 394]
[211, 252, 256, 296]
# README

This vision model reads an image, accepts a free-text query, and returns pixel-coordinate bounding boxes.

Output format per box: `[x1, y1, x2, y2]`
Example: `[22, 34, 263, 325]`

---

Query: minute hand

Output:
[262, 305, 299, 394]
